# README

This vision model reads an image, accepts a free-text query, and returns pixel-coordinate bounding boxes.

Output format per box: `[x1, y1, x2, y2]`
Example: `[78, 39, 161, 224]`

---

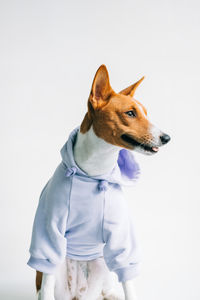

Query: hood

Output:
[60, 127, 140, 186]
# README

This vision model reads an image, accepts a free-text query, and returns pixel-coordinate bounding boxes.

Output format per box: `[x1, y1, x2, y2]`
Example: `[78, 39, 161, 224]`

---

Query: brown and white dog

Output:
[36, 65, 170, 300]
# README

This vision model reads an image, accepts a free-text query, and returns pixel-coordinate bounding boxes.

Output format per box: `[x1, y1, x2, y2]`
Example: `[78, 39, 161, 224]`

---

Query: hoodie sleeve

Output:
[27, 163, 70, 274]
[103, 185, 141, 282]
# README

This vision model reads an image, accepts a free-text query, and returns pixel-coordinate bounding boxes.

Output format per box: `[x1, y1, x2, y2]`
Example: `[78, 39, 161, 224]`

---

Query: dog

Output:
[28, 65, 170, 300]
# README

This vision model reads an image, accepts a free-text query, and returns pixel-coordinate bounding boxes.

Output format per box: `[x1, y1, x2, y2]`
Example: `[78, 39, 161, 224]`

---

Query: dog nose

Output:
[160, 134, 171, 144]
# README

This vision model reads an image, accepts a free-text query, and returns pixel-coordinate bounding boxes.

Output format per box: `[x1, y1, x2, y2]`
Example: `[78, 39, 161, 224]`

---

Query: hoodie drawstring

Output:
[65, 167, 108, 192]
[98, 180, 108, 192]
[65, 167, 77, 177]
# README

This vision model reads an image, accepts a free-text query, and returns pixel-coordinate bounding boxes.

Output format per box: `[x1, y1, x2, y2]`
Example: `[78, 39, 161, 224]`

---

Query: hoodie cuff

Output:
[115, 264, 140, 282]
[27, 256, 58, 274]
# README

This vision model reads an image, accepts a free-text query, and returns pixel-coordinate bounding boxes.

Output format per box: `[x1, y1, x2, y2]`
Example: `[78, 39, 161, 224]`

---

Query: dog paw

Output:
[39, 290, 55, 300]
[103, 290, 124, 300]
[104, 296, 123, 300]
[37, 290, 41, 300]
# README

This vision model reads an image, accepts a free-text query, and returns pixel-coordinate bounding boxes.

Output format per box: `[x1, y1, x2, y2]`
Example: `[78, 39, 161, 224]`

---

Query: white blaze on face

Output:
[134, 100, 148, 119]
[134, 100, 163, 148]
[150, 125, 162, 146]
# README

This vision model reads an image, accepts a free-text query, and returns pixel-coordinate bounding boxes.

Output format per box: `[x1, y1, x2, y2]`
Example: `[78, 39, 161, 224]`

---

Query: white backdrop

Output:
[0, 0, 200, 299]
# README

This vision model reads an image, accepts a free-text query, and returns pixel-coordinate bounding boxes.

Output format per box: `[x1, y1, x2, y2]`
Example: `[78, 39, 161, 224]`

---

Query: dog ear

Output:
[119, 76, 145, 97]
[89, 65, 114, 109]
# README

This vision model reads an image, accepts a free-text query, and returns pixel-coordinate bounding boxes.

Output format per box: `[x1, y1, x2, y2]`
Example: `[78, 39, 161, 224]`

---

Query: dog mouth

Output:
[121, 134, 159, 154]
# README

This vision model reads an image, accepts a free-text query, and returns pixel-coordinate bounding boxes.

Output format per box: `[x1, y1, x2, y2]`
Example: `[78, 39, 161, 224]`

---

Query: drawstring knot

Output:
[65, 167, 77, 177]
[65, 167, 109, 192]
[98, 180, 108, 192]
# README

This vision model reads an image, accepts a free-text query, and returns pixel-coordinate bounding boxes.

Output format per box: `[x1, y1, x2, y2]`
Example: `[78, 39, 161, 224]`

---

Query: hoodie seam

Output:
[102, 190, 106, 244]
[65, 175, 73, 236]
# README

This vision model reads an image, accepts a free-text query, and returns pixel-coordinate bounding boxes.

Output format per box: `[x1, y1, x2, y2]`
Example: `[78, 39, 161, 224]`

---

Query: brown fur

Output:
[81, 65, 153, 149]
[119, 76, 145, 97]
[36, 270, 43, 292]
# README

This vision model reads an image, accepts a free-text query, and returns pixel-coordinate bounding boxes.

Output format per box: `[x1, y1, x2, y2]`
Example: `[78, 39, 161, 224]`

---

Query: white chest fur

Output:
[73, 126, 120, 176]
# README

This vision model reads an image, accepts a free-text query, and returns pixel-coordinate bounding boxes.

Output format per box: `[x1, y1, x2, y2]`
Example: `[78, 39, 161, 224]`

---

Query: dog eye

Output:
[125, 110, 136, 117]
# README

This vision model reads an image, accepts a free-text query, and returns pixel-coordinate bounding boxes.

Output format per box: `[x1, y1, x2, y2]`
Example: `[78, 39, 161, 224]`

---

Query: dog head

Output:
[80, 65, 170, 155]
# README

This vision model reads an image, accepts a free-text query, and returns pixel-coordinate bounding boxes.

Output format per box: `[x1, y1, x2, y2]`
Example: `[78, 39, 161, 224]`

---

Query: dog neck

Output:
[74, 126, 120, 176]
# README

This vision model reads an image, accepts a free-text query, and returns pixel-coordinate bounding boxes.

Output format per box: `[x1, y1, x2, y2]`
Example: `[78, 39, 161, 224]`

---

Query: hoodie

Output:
[27, 127, 141, 282]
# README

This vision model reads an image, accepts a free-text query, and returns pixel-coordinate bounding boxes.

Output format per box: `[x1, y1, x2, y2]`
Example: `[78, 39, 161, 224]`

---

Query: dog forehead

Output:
[108, 94, 147, 115]
[108, 94, 138, 109]
[133, 99, 147, 116]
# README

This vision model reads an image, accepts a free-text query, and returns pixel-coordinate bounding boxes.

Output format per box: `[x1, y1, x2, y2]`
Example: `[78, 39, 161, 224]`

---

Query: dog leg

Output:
[82, 258, 105, 300]
[37, 290, 41, 300]
[102, 271, 124, 300]
[40, 274, 55, 300]
[122, 280, 138, 300]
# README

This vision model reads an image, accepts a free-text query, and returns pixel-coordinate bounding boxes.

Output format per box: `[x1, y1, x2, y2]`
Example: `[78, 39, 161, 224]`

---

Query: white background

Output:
[0, 0, 200, 299]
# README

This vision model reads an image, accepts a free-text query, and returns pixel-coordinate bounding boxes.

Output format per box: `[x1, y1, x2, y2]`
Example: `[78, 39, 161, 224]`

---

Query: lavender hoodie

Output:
[27, 127, 141, 282]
